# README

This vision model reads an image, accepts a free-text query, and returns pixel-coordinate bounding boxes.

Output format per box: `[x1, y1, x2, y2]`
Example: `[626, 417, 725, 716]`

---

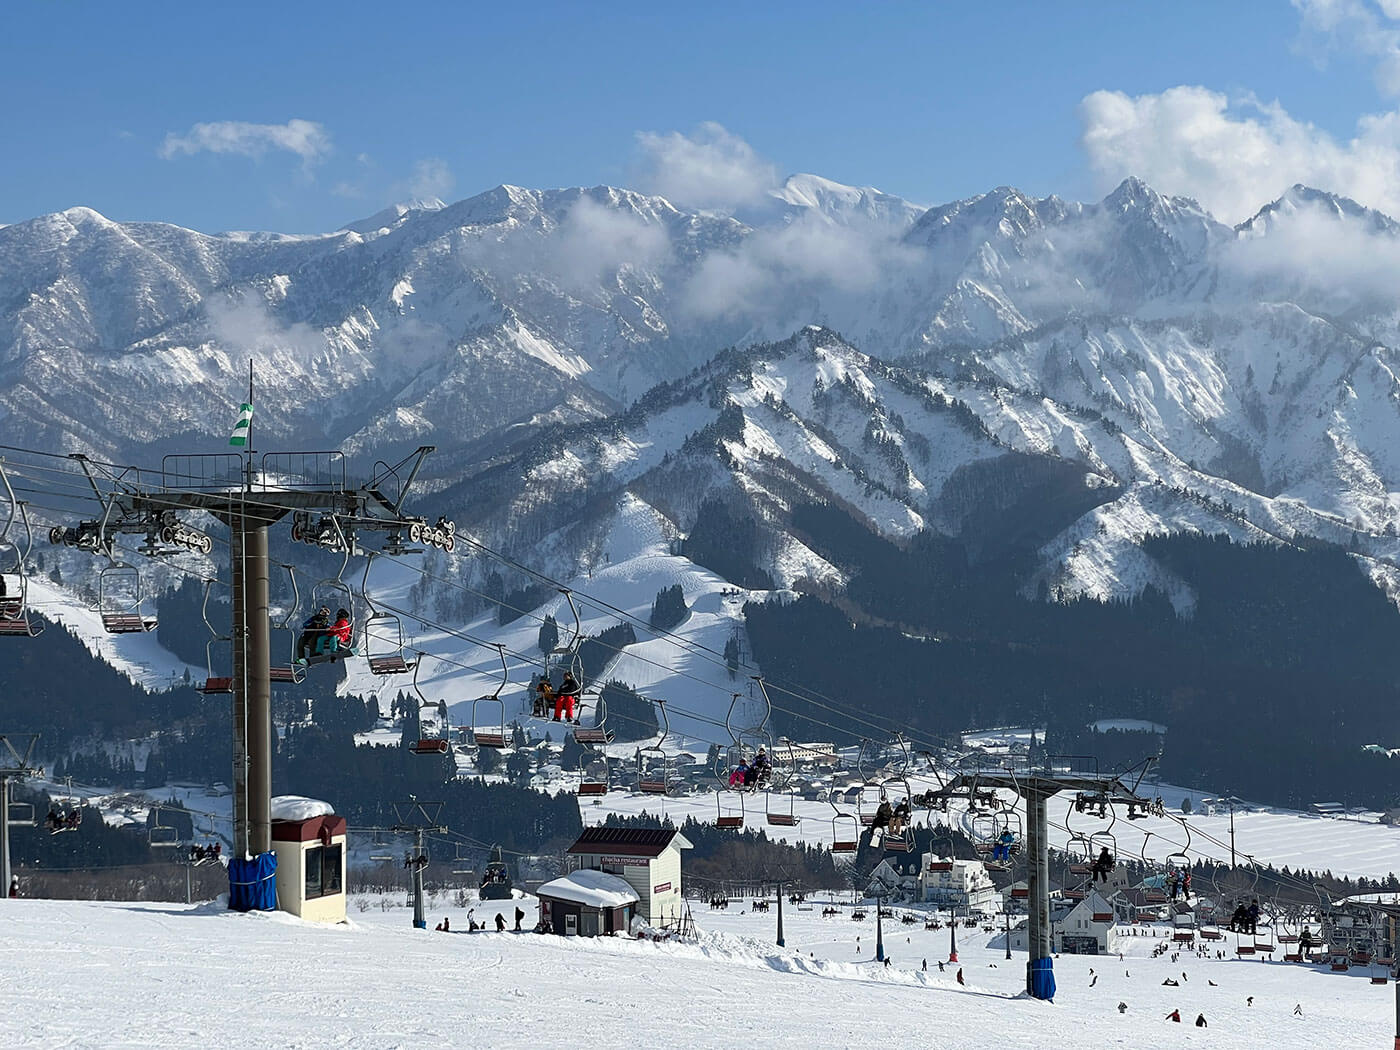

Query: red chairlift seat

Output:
[410, 738, 449, 755]
[717, 815, 744, 829]
[1173, 931, 1195, 943]
[269, 666, 301, 684]
[102, 612, 157, 634]
[0, 614, 41, 636]
[573, 727, 612, 745]
[368, 654, 413, 675]
[199, 676, 233, 695]
[1199, 929, 1222, 941]
[473, 731, 507, 749]
[578, 781, 608, 797]
[1235, 944, 1256, 956]
[767, 812, 800, 827]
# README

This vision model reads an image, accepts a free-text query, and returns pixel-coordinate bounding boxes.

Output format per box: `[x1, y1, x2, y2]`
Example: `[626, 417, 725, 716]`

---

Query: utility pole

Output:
[948, 912, 958, 963]
[393, 798, 445, 931]
[875, 895, 886, 963]
[1229, 798, 1237, 869]
[775, 879, 785, 947]
[1005, 905, 1012, 961]
[0, 735, 41, 898]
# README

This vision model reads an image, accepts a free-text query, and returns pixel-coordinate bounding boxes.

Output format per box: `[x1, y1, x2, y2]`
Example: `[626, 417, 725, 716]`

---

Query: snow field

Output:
[0, 892, 1375, 1049]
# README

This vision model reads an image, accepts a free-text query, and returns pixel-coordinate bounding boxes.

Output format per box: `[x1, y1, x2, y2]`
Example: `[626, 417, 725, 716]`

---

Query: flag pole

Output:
[245, 358, 254, 492]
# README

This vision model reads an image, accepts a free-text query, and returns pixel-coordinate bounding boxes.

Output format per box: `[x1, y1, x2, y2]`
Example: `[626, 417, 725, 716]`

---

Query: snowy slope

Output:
[0, 894, 1375, 1048]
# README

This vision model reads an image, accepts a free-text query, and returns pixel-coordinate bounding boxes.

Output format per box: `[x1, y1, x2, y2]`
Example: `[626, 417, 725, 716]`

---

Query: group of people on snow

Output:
[295, 605, 353, 663]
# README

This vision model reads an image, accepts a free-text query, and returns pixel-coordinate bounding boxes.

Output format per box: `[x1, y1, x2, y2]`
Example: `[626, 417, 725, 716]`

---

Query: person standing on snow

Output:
[495, 912, 507, 932]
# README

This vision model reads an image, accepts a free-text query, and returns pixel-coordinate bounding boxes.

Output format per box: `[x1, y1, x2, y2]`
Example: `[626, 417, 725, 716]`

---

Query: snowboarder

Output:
[514, 906, 524, 931]
[922, 958, 927, 972]
[1194, 1014, 1207, 1028]
[1293, 1003, 1303, 1017]
[495, 912, 506, 932]
[872, 797, 894, 836]
[554, 670, 581, 722]
[1117, 1002, 1127, 1014]
[890, 799, 911, 836]
[1165, 1009, 1181, 1022]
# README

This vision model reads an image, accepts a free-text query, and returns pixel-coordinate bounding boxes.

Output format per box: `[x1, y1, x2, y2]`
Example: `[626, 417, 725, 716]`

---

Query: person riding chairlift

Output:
[296, 606, 331, 662]
[533, 678, 554, 719]
[1092, 846, 1114, 883]
[554, 670, 581, 723]
[746, 748, 772, 789]
[991, 828, 1016, 861]
[729, 759, 750, 788]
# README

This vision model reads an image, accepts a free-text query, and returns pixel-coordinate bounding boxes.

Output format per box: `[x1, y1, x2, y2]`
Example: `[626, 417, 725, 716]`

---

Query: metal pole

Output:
[412, 828, 426, 930]
[775, 881, 785, 947]
[1393, 970, 1399, 1050]
[1005, 903, 1012, 961]
[875, 893, 885, 962]
[0, 775, 9, 897]
[1229, 801, 1236, 869]
[231, 517, 272, 859]
[1026, 788, 1051, 997]
[948, 912, 958, 963]
[186, 860, 192, 906]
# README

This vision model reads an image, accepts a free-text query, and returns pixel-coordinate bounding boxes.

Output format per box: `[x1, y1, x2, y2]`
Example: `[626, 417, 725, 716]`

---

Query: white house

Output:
[536, 869, 640, 937]
[268, 795, 345, 924]
[565, 826, 691, 928]
[918, 854, 999, 914]
[1010, 888, 1116, 955]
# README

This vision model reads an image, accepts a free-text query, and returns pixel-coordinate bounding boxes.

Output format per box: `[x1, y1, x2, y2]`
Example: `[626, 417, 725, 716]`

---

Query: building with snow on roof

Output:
[918, 854, 998, 914]
[565, 826, 691, 928]
[1009, 888, 1116, 955]
[269, 796, 345, 923]
[536, 869, 640, 937]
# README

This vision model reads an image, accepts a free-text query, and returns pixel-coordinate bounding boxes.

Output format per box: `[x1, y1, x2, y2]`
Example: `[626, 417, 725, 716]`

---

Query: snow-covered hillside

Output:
[0, 894, 1377, 1048]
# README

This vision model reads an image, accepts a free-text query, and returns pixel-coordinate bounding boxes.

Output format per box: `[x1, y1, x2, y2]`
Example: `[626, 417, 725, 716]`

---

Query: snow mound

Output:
[270, 796, 335, 821]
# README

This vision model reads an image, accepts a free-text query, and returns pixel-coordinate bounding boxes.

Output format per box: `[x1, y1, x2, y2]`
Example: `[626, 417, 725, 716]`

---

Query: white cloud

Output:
[159, 119, 331, 166]
[1079, 86, 1400, 222]
[633, 122, 778, 211]
[406, 158, 454, 202]
[1293, 0, 1400, 96]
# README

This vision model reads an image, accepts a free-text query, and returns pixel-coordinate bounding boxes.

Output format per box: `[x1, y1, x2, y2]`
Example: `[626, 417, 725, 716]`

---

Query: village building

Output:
[1010, 888, 1116, 955]
[565, 826, 690, 928]
[535, 869, 640, 937]
[918, 854, 998, 913]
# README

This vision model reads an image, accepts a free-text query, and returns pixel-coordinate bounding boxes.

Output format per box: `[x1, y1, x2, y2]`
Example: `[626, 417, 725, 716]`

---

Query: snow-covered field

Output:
[0, 891, 1376, 1048]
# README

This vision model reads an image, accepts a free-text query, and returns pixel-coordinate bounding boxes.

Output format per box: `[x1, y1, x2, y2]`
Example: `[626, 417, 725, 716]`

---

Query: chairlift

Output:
[470, 644, 509, 749]
[6, 800, 35, 826]
[829, 789, 858, 855]
[717, 789, 745, 830]
[578, 754, 610, 797]
[407, 661, 451, 756]
[361, 555, 416, 675]
[268, 564, 308, 685]
[765, 789, 800, 827]
[299, 547, 357, 667]
[149, 807, 180, 848]
[637, 698, 672, 795]
[196, 579, 233, 694]
[573, 688, 613, 745]
[98, 561, 157, 634]
[0, 466, 44, 638]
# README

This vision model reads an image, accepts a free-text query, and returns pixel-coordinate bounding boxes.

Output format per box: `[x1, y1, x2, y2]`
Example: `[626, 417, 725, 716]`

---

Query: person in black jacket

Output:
[554, 671, 581, 722]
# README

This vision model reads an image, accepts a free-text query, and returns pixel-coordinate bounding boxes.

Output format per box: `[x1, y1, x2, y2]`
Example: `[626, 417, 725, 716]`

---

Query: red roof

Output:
[271, 815, 346, 843]
[566, 826, 683, 858]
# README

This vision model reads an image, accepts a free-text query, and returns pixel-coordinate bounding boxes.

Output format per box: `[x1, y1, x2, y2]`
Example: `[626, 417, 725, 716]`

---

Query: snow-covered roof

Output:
[271, 796, 335, 821]
[537, 869, 639, 909]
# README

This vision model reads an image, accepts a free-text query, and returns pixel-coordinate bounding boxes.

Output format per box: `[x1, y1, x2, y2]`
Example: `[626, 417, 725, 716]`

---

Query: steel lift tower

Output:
[922, 755, 1159, 1000]
[48, 436, 439, 902]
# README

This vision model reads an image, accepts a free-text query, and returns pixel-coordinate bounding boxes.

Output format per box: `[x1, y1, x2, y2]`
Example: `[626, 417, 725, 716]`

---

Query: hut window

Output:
[305, 843, 343, 899]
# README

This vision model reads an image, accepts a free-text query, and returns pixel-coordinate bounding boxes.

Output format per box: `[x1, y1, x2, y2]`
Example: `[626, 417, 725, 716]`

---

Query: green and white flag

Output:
[229, 403, 254, 446]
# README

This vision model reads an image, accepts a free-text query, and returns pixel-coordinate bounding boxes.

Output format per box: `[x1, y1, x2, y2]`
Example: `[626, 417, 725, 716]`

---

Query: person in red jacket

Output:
[329, 608, 353, 653]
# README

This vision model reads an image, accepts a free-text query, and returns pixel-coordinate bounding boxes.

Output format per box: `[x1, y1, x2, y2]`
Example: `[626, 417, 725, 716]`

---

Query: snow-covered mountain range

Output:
[7, 173, 1400, 607]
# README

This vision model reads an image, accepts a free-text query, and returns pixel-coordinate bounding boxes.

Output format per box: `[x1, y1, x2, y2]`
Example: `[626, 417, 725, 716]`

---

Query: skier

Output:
[747, 748, 772, 788]
[495, 912, 506, 932]
[1165, 1009, 1181, 1022]
[554, 670, 581, 722]
[514, 906, 525, 931]
[922, 958, 927, 972]
[1117, 1002, 1127, 1014]
[1194, 1014, 1207, 1028]
[956, 967, 964, 985]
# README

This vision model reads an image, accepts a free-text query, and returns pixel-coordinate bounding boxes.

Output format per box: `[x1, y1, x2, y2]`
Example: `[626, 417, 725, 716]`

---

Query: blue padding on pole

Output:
[228, 852, 278, 912]
[1030, 956, 1056, 1001]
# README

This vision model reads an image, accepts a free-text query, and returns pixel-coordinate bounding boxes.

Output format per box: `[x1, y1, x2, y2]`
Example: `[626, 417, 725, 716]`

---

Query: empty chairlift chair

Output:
[0, 474, 44, 638]
[98, 562, 157, 634]
[470, 644, 510, 749]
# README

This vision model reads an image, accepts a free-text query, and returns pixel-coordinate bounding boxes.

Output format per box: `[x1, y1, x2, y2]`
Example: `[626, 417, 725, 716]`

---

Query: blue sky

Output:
[2, 1, 1397, 231]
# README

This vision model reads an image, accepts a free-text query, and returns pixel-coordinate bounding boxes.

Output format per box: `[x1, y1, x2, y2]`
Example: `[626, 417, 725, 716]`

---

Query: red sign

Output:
[653, 882, 672, 894]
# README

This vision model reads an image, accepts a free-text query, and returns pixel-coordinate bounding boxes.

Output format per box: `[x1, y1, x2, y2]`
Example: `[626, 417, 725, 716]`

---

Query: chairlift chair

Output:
[196, 579, 233, 694]
[716, 789, 745, 830]
[149, 809, 180, 848]
[98, 562, 157, 634]
[269, 565, 307, 684]
[470, 644, 509, 749]
[765, 789, 800, 827]
[573, 690, 614, 745]
[360, 555, 416, 675]
[0, 472, 44, 638]
[6, 801, 35, 826]
[637, 700, 672, 795]
[406, 661, 450, 755]
[829, 790, 858, 854]
[578, 755, 610, 797]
